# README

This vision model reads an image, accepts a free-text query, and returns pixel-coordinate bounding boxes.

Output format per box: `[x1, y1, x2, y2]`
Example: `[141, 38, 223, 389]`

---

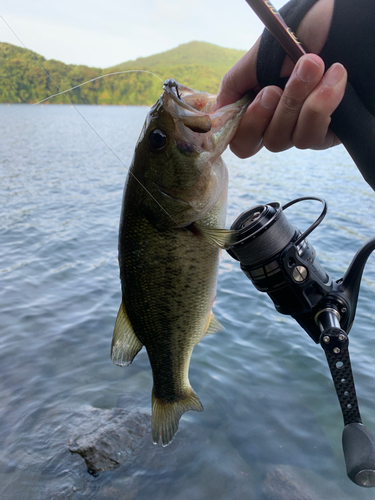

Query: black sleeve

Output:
[257, 0, 319, 89]
[256, 0, 375, 191]
[320, 0, 375, 116]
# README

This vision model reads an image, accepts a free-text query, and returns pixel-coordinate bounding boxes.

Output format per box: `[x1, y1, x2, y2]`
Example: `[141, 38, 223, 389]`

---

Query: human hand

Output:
[215, 0, 348, 158]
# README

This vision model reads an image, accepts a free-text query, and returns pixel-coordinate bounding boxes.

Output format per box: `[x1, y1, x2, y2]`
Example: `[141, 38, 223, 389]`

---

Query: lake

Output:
[1, 103, 375, 499]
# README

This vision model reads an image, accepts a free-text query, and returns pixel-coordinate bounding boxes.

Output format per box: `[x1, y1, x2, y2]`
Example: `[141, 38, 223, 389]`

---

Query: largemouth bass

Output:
[111, 80, 252, 446]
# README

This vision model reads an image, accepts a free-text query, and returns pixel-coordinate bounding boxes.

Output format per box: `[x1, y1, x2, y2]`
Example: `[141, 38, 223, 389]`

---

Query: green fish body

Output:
[111, 81, 252, 446]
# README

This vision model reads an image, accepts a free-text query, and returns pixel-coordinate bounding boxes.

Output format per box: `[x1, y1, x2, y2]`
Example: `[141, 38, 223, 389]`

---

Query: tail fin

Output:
[152, 388, 203, 446]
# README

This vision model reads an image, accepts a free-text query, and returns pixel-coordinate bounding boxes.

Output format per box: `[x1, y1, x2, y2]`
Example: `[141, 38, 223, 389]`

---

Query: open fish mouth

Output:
[163, 79, 217, 114]
[163, 79, 216, 134]
[162, 79, 254, 154]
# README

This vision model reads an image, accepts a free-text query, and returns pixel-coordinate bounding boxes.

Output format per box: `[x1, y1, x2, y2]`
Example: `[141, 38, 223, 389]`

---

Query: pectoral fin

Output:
[111, 302, 143, 366]
[191, 222, 237, 249]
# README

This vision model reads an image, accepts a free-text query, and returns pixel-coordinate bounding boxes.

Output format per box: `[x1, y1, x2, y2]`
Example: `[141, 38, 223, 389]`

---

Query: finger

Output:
[292, 63, 347, 150]
[263, 54, 325, 152]
[214, 39, 260, 110]
[230, 86, 283, 158]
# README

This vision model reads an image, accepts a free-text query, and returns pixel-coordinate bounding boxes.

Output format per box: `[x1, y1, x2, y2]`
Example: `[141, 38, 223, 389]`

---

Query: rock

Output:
[262, 465, 353, 500]
[68, 406, 151, 474]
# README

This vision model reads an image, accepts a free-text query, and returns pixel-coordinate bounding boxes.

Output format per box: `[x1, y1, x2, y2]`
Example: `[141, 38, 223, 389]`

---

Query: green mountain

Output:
[0, 41, 246, 105]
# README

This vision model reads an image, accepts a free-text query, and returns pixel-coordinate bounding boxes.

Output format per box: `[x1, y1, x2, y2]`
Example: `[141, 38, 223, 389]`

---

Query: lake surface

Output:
[1, 103, 375, 499]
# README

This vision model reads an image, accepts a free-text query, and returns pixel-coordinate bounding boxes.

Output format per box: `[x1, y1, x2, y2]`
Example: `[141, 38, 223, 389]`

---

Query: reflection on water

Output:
[1, 104, 375, 499]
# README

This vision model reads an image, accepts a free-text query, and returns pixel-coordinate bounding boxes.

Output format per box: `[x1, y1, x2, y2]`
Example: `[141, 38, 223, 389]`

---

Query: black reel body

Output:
[227, 197, 375, 487]
[227, 200, 334, 342]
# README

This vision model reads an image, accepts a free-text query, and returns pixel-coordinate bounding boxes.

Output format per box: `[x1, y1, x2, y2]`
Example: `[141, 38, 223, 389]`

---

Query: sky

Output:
[1, 0, 286, 68]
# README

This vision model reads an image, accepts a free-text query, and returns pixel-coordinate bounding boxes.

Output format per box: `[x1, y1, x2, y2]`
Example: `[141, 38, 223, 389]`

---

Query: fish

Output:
[111, 79, 252, 446]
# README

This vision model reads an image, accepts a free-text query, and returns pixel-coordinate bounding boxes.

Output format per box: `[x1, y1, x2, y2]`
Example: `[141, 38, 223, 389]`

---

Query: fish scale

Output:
[111, 81, 253, 446]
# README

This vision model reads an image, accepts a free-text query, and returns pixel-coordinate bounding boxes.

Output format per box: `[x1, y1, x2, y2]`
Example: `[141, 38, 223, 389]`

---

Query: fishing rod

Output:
[245, 0, 306, 62]
[235, 0, 375, 488]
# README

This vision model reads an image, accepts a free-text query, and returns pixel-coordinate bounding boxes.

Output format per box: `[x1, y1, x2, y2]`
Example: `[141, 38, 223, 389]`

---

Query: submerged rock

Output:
[262, 465, 353, 500]
[68, 406, 151, 474]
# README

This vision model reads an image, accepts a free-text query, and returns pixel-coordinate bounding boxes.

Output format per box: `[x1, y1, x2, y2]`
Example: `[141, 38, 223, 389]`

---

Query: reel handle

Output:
[317, 308, 375, 487]
[343, 423, 375, 487]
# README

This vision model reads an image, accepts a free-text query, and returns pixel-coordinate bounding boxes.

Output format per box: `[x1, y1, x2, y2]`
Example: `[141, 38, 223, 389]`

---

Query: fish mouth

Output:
[163, 79, 217, 115]
[163, 79, 254, 153]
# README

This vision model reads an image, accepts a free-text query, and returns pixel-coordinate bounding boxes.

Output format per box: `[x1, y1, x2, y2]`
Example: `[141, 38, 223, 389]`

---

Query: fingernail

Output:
[296, 56, 320, 83]
[322, 63, 346, 86]
[259, 87, 281, 110]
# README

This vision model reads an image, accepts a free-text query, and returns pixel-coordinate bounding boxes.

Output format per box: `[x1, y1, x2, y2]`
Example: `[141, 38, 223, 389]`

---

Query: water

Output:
[1, 103, 375, 499]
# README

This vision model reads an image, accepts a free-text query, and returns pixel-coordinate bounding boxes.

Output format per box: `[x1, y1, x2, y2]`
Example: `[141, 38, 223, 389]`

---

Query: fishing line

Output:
[0, 70, 164, 117]
[0, 15, 182, 227]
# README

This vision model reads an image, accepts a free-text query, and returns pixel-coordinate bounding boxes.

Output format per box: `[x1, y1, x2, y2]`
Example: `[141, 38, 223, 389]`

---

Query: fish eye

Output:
[149, 129, 167, 150]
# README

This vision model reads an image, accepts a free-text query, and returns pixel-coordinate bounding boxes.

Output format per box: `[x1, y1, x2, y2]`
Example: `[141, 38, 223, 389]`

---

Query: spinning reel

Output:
[227, 197, 375, 487]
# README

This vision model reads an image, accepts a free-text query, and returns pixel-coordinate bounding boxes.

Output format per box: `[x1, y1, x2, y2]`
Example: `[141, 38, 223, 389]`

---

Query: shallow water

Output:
[1, 103, 375, 499]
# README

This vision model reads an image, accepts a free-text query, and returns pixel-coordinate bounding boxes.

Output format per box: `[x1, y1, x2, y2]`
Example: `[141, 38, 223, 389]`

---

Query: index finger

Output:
[214, 39, 261, 109]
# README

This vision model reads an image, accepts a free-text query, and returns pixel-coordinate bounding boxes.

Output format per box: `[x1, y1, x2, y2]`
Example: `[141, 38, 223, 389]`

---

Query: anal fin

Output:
[204, 312, 224, 337]
[111, 302, 143, 366]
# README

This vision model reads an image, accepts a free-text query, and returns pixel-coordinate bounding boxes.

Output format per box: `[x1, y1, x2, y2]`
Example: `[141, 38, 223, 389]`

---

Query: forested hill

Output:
[0, 41, 246, 105]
